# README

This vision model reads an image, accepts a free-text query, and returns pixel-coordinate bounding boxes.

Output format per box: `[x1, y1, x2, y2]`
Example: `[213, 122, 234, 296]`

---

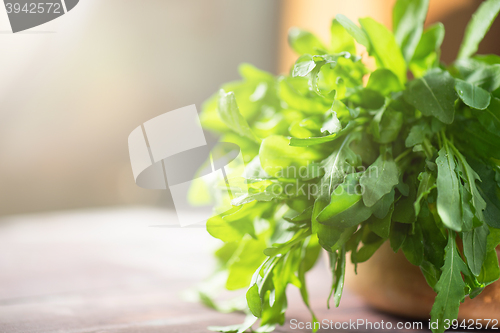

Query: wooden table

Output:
[0, 208, 427, 332]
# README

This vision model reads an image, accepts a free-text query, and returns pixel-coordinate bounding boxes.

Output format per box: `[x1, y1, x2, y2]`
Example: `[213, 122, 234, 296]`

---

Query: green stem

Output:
[394, 148, 412, 163]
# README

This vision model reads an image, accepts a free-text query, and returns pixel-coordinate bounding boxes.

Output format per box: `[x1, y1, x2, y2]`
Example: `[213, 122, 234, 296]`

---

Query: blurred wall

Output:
[0, 0, 279, 216]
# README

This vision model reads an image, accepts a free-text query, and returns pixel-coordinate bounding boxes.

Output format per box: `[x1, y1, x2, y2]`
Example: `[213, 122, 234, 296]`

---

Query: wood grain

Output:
[0, 208, 426, 332]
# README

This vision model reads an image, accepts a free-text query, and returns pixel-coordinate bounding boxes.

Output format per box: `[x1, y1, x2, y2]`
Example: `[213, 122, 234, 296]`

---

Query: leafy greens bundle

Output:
[195, 1, 500, 333]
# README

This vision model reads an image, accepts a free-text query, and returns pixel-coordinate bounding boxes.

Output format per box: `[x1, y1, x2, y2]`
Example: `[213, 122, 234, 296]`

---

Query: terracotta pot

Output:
[345, 242, 500, 320]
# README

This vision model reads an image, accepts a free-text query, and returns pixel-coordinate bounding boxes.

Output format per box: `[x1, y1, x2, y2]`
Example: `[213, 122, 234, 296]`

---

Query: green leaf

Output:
[246, 284, 262, 317]
[312, 198, 342, 251]
[366, 69, 404, 96]
[487, 226, 500, 252]
[473, 96, 500, 137]
[335, 14, 369, 49]
[288, 28, 328, 55]
[471, 161, 500, 229]
[390, 222, 410, 252]
[402, 223, 424, 266]
[360, 147, 399, 207]
[463, 223, 490, 276]
[370, 206, 393, 239]
[259, 135, 323, 178]
[354, 238, 385, 263]
[278, 76, 329, 115]
[207, 213, 255, 243]
[393, 180, 417, 224]
[457, 0, 500, 60]
[464, 64, 500, 92]
[297, 237, 320, 331]
[289, 120, 355, 147]
[410, 23, 445, 78]
[405, 122, 432, 148]
[370, 108, 404, 144]
[330, 19, 356, 54]
[359, 17, 407, 84]
[349, 88, 385, 109]
[478, 248, 500, 286]
[393, 0, 430, 62]
[420, 260, 441, 290]
[458, 121, 500, 160]
[292, 55, 317, 77]
[317, 174, 373, 228]
[226, 237, 268, 290]
[420, 205, 447, 274]
[436, 146, 462, 231]
[455, 79, 491, 110]
[404, 69, 457, 124]
[317, 174, 363, 219]
[414, 171, 436, 216]
[321, 112, 342, 135]
[451, 146, 487, 226]
[372, 189, 395, 219]
[218, 90, 260, 143]
[318, 200, 373, 228]
[327, 247, 346, 308]
[430, 233, 468, 333]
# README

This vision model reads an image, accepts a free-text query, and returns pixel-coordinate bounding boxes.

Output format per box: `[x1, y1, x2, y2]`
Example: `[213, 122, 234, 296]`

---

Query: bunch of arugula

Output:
[195, 1, 500, 332]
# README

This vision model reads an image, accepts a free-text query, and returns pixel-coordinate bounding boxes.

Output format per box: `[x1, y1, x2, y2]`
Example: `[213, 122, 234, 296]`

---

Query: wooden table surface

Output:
[0, 208, 428, 333]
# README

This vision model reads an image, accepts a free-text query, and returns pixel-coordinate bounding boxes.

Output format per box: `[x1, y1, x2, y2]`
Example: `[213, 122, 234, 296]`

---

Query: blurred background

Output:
[0, 0, 499, 217]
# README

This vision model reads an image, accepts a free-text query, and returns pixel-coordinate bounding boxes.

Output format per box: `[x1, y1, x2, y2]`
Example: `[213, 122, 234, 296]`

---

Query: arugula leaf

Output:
[226, 237, 268, 290]
[259, 135, 323, 178]
[370, 107, 404, 144]
[335, 14, 369, 49]
[478, 248, 500, 286]
[246, 284, 262, 317]
[292, 55, 317, 77]
[463, 223, 490, 276]
[195, 4, 500, 332]
[457, 0, 500, 60]
[414, 171, 436, 216]
[330, 19, 356, 54]
[327, 247, 346, 308]
[366, 69, 403, 95]
[430, 233, 468, 333]
[436, 146, 462, 231]
[393, 0, 430, 63]
[473, 96, 500, 137]
[404, 69, 457, 124]
[455, 79, 491, 110]
[410, 23, 445, 78]
[402, 223, 424, 266]
[393, 179, 417, 224]
[390, 222, 410, 253]
[405, 122, 432, 148]
[359, 17, 407, 84]
[321, 111, 342, 135]
[218, 90, 261, 143]
[360, 147, 399, 207]
[278, 77, 329, 115]
[370, 204, 393, 239]
[463, 63, 500, 92]
[451, 144, 487, 226]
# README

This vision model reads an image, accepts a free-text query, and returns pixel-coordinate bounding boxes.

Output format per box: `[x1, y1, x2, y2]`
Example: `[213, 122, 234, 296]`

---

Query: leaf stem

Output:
[394, 148, 412, 163]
